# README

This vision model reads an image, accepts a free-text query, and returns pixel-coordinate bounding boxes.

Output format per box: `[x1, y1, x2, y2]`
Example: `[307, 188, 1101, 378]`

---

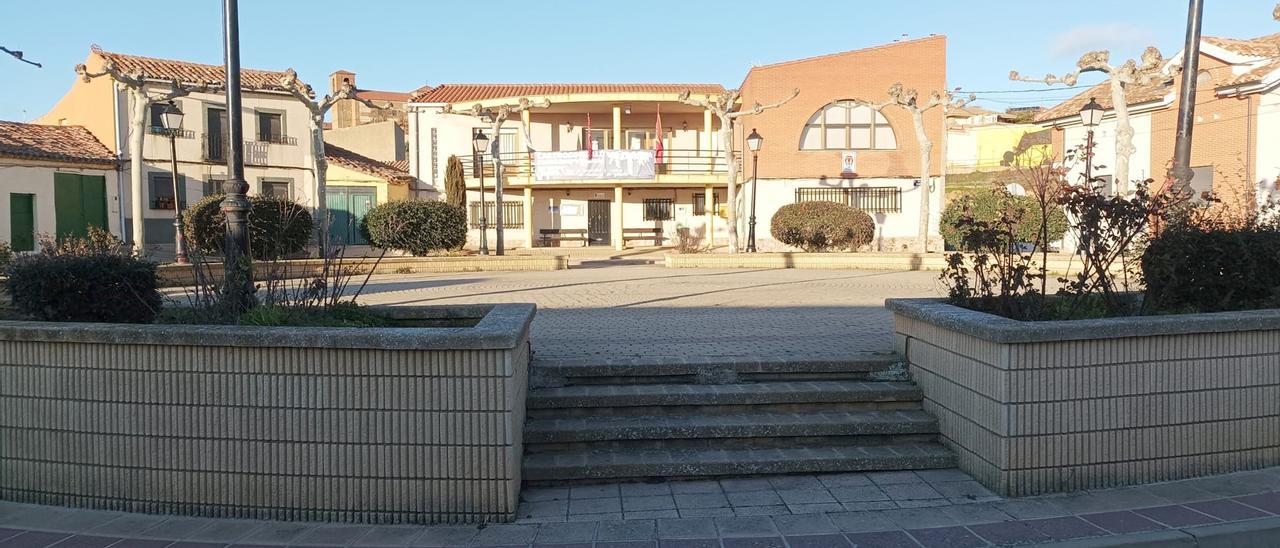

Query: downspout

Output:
[412, 106, 421, 200]
[113, 83, 127, 237]
[1248, 93, 1256, 209]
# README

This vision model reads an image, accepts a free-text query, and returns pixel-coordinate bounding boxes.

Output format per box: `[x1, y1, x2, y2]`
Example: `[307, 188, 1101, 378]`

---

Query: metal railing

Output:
[457, 149, 728, 179]
[204, 132, 271, 165]
[468, 201, 525, 228]
[148, 127, 196, 139]
[258, 133, 298, 146]
[795, 187, 903, 213]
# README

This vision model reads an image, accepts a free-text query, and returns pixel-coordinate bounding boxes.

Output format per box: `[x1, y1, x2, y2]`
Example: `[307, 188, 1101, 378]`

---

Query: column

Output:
[612, 106, 622, 152]
[521, 109, 532, 165]
[613, 185, 625, 251]
[704, 185, 715, 246]
[703, 109, 714, 171]
[523, 186, 534, 248]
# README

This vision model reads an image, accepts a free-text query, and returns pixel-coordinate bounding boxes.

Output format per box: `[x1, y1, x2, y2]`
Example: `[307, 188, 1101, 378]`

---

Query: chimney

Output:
[330, 70, 356, 94]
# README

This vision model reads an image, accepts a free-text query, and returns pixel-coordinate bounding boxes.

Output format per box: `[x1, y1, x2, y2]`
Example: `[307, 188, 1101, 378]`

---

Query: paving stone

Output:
[533, 522, 598, 544]
[771, 514, 837, 536]
[826, 512, 898, 533]
[719, 537, 785, 548]
[968, 520, 1051, 545]
[167, 542, 227, 548]
[1052, 489, 1166, 514]
[621, 484, 672, 497]
[46, 512, 123, 534]
[668, 481, 721, 495]
[0, 532, 71, 548]
[138, 518, 216, 541]
[766, 476, 824, 491]
[775, 489, 836, 505]
[81, 515, 165, 538]
[520, 500, 570, 519]
[912, 469, 974, 483]
[624, 496, 677, 512]
[726, 491, 783, 507]
[657, 540, 718, 548]
[110, 541, 174, 548]
[470, 524, 540, 545]
[732, 506, 791, 517]
[1079, 511, 1166, 535]
[567, 513, 622, 522]
[524, 488, 570, 502]
[940, 502, 1014, 525]
[929, 481, 995, 501]
[714, 517, 778, 538]
[1186, 499, 1270, 521]
[594, 541, 657, 548]
[236, 523, 314, 545]
[1134, 505, 1221, 528]
[907, 526, 987, 548]
[865, 471, 923, 486]
[569, 497, 621, 515]
[292, 525, 371, 546]
[786, 503, 845, 514]
[570, 484, 621, 499]
[720, 479, 774, 493]
[829, 486, 890, 503]
[673, 494, 729, 510]
[656, 518, 717, 539]
[993, 499, 1070, 520]
[784, 534, 853, 548]
[1140, 482, 1221, 504]
[894, 500, 949, 509]
[597, 520, 656, 541]
[1024, 516, 1108, 541]
[1234, 492, 1280, 514]
[677, 508, 736, 518]
[841, 502, 898, 512]
[880, 507, 957, 530]
[882, 484, 943, 501]
[843, 530, 920, 547]
[625, 511, 681, 520]
[48, 536, 121, 548]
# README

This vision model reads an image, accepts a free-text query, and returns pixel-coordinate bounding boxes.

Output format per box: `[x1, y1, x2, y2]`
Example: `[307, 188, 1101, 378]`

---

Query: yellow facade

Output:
[325, 163, 409, 204]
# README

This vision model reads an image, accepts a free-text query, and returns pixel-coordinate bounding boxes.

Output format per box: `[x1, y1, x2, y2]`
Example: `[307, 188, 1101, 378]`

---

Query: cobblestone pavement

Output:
[3, 468, 1280, 547]
[356, 264, 948, 364]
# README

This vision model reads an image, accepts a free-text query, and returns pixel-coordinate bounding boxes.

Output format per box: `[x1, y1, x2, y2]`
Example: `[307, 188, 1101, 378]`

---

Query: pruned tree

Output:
[677, 87, 799, 253]
[1011, 47, 1178, 194]
[75, 57, 217, 250]
[445, 155, 466, 210]
[2, 46, 40, 67]
[278, 68, 388, 256]
[856, 85, 974, 252]
[442, 98, 551, 253]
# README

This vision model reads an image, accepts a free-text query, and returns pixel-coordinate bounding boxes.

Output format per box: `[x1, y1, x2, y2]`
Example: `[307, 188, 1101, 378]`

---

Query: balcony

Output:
[203, 132, 299, 166]
[457, 149, 727, 186]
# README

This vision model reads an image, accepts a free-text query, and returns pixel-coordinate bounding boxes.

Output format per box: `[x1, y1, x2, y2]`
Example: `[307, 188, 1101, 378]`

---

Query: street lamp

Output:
[1079, 97, 1103, 187]
[745, 128, 763, 253]
[473, 129, 490, 256]
[158, 100, 189, 265]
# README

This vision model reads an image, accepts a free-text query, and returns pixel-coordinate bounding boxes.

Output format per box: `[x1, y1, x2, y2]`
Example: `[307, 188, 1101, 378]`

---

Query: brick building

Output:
[1036, 31, 1280, 220]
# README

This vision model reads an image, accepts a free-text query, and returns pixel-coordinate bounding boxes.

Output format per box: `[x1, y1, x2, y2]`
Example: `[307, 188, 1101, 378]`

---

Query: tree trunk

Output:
[719, 118, 739, 253]
[1110, 77, 1134, 194]
[127, 89, 148, 250]
[913, 109, 933, 253]
[309, 116, 328, 257]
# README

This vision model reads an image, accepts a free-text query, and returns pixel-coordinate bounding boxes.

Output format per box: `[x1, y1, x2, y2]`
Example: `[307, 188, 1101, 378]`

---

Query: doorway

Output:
[587, 200, 611, 246]
[326, 186, 377, 245]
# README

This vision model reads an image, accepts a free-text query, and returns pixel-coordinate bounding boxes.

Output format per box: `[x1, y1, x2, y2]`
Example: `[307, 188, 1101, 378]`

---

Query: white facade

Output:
[744, 177, 942, 252]
[1061, 112, 1155, 192]
[1256, 91, 1280, 207]
[0, 162, 121, 250]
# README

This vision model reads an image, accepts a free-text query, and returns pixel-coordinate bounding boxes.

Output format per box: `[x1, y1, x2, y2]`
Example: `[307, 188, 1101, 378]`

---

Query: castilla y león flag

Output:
[654, 105, 664, 163]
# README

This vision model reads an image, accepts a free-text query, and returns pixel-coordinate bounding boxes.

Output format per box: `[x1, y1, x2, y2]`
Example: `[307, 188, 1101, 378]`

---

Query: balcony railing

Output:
[148, 127, 196, 139]
[203, 132, 271, 165]
[457, 149, 728, 179]
[258, 133, 298, 146]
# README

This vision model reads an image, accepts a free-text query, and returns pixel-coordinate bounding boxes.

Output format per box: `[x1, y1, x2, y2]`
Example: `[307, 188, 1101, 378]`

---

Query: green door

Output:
[9, 193, 35, 252]
[347, 189, 375, 246]
[327, 187, 377, 246]
[53, 173, 108, 240]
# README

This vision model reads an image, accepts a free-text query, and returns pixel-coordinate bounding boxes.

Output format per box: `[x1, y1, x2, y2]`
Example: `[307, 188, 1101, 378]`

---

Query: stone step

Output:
[531, 355, 902, 386]
[522, 443, 956, 482]
[524, 410, 938, 445]
[528, 380, 921, 411]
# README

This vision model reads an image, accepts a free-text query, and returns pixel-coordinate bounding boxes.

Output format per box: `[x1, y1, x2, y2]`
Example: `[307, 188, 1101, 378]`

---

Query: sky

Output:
[2, 0, 1279, 122]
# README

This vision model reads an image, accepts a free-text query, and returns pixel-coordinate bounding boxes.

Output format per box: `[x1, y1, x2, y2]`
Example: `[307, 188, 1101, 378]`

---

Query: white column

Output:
[523, 186, 534, 248]
[613, 185, 625, 251]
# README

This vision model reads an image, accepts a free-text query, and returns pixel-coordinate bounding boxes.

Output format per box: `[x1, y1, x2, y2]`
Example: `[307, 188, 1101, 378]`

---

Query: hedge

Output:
[360, 201, 467, 256]
[770, 201, 876, 252]
[184, 194, 313, 259]
[941, 192, 1068, 251]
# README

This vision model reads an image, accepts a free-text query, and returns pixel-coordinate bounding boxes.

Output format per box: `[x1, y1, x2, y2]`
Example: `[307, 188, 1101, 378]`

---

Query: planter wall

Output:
[157, 255, 567, 287]
[0, 304, 535, 524]
[887, 298, 1280, 497]
[667, 252, 1109, 276]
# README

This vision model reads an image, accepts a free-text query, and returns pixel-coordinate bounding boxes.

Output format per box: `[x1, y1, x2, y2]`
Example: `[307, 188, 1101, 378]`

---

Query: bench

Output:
[539, 228, 590, 247]
[622, 227, 664, 245]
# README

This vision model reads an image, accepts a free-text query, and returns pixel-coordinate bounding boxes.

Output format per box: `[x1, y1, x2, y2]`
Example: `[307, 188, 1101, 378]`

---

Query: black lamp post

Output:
[220, 0, 253, 312]
[1079, 97, 1103, 187]
[473, 129, 490, 256]
[745, 128, 763, 253]
[159, 100, 189, 264]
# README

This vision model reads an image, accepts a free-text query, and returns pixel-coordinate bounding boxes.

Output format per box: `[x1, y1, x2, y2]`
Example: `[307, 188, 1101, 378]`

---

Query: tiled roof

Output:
[387, 159, 409, 172]
[325, 144, 413, 184]
[0, 121, 116, 166]
[1203, 33, 1280, 58]
[1034, 80, 1172, 123]
[1222, 58, 1280, 87]
[411, 83, 726, 104]
[96, 49, 290, 91]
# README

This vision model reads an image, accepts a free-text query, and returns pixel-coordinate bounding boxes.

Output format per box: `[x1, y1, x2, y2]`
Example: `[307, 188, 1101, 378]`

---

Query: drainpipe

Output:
[113, 83, 127, 237]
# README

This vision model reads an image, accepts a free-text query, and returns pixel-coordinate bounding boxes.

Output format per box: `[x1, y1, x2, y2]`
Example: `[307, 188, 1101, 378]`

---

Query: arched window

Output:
[799, 101, 898, 150]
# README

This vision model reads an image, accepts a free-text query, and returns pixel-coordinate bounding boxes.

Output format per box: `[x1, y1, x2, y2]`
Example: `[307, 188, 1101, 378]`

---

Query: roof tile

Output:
[411, 83, 725, 104]
[1034, 80, 1172, 123]
[97, 49, 290, 91]
[325, 143, 413, 184]
[0, 121, 116, 166]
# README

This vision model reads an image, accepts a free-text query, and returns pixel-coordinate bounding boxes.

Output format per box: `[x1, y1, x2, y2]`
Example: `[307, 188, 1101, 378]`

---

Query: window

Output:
[693, 192, 721, 216]
[149, 103, 175, 134]
[1190, 166, 1215, 202]
[257, 111, 285, 144]
[800, 101, 898, 150]
[644, 198, 673, 221]
[149, 173, 185, 210]
[583, 128, 611, 151]
[260, 179, 292, 199]
[206, 107, 228, 161]
[476, 127, 519, 155]
[468, 201, 524, 228]
[204, 177, 224, 197]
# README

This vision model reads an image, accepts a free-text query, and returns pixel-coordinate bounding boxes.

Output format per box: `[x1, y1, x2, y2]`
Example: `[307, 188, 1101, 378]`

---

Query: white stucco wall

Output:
[1256, 91, 1280, 208]
[0, 162, 121, 249]
[742, 177, 942, 252]
[1062, 114, 1153, 192]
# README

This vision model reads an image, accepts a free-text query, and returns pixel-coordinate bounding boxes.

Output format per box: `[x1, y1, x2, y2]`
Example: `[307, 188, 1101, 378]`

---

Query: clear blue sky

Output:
[2, 0, 1278, 122]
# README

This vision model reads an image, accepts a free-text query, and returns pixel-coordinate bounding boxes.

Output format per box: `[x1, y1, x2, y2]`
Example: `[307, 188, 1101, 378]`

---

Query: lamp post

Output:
[220, 0, 253, 312]
[1078, 97, 1103, 187]
[158, 100, 189, 264]
[745, 128, 763, 253]
[473, 129, 490, 256]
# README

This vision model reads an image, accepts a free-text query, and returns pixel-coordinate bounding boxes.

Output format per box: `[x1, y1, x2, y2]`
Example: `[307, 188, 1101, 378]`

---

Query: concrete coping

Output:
[0, 303, 536, 351]
[885, 297, 1280, 343]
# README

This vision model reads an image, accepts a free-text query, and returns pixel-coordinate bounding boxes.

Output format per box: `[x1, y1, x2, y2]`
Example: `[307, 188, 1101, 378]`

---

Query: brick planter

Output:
[886, 298, 1280, 497]
[0, 304, 535, 524]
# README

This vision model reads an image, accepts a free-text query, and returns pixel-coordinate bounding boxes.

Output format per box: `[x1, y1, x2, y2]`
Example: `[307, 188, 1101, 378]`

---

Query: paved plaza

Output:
[356, 262, 947, 364]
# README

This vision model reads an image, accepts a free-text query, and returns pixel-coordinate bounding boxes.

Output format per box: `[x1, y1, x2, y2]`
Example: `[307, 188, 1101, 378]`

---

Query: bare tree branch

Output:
[1, 46, 40, 68]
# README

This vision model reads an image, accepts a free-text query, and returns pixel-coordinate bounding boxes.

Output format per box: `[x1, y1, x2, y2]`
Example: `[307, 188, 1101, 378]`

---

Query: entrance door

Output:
[327, 186, 377, 246]
[587, 200, 611, 246]
[9, 193, 35, 252]
[53, 173, 108, 240]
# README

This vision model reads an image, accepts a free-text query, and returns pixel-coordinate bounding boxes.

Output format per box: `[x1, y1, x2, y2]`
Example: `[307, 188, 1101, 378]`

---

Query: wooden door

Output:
[587, 200, 611, 246]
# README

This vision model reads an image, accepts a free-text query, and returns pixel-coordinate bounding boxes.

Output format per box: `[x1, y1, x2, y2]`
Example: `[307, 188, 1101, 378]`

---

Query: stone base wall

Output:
[888, 299, 1280, 497]
[668, 252, 1097, 276]
[157, 256, 567, 287]
[0, 304, 535, 524]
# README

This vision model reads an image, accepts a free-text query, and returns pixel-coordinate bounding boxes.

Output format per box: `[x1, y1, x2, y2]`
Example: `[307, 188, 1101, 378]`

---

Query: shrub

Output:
[360, 201, 467, 256]
[0, 242, 11, 271]
[6, 249, 161, 324]
[941, 192, 1068, 251]
[1142, 221, 1280, 313]
[184, 194, 313, 259]
[769, 201, 875, 252]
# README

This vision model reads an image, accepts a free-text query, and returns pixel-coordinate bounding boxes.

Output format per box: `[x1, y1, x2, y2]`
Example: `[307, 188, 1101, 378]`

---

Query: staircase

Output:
[522, 356, 955, 483]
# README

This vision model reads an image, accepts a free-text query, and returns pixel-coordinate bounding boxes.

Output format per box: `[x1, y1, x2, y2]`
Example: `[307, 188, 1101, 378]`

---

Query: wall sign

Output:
[841, 151, 857, 175]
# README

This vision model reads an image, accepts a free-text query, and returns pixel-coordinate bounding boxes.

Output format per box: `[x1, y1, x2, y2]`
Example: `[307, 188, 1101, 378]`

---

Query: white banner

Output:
[533, 150, 656, 181]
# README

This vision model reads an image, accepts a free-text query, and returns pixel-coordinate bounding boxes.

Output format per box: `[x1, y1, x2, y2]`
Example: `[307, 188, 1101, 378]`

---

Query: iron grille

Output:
[794, 187, 902, 213]
[468, 201, 524, 228]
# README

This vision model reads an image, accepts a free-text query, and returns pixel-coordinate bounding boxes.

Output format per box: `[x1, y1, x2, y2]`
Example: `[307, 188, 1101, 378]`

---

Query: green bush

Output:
[1142, 223, 1280, 313]
[941, 192, 1068, 251]
[770, 201, 876, 252]
[0, 242, 12, 271]
[6, 252, 161, 324]
[360, 201, 467, 256]
[184, 194, 313, 259]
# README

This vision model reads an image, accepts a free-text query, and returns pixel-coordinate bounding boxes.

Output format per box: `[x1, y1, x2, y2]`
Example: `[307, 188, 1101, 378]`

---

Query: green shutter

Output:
[9, 193, 35, 252]
[81, 175, 108, 231]
[54, 172, 85, 239]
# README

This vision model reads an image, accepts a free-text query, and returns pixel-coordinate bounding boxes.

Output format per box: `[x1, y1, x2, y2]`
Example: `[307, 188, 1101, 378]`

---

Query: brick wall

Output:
[736, 36, 947, 180]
